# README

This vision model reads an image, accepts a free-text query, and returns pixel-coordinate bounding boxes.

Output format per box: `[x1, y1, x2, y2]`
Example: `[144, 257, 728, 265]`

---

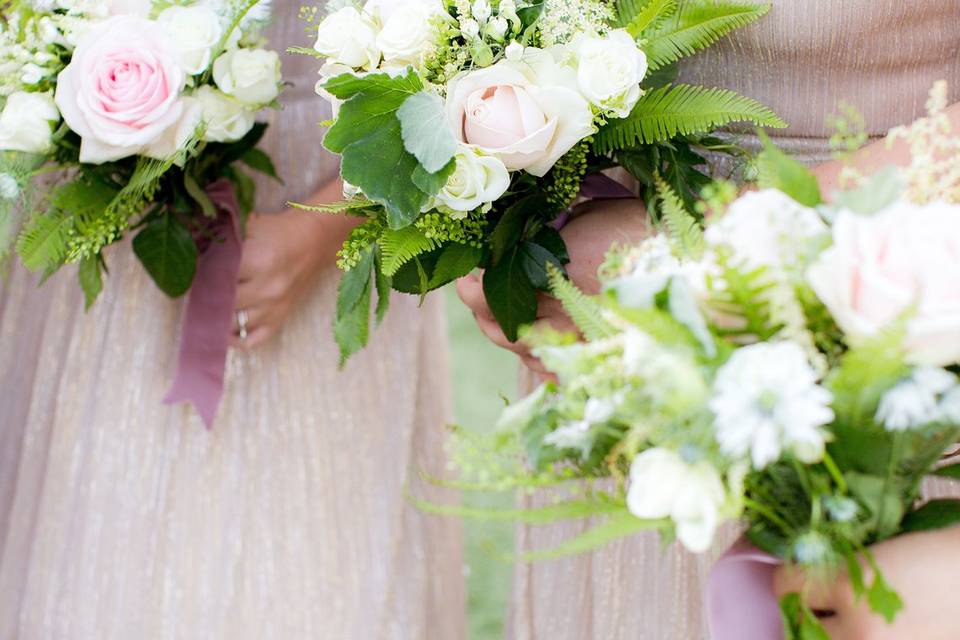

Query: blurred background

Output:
[443, 286, 517, 640]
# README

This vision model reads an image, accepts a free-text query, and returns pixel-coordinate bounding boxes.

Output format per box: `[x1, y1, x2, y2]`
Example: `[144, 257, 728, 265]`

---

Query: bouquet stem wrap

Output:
[707, 539, 784, 640]
[163, 179, 242, 427]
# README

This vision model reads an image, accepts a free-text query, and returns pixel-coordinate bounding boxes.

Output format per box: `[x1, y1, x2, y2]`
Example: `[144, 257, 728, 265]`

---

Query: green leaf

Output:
[779, 594, 830, 640]
[78, 254, 103, 310]
[428, 242, 483, 289]
[519, 241, 563, 290]
[756, 130, 822, 206]
[491, 195, 546, 264]
[373, 247, 392, 325]
[900, 499, 960, 533]
[323, 71, 428, 228]
[184, 173, 216, 218]
[548, 264, 619, 341]
[229, 167, 256, 227]
[594, 84, 786, 154]
[287, 198, 378, 215]
[866, 569, 903, 623]
[132, 214, 198, 297]
[397, 91, 458, 173]
[643, 1, 771, 70]
[831, 165, 903, 214]
[934, 463, 960, 481]
[334, 246, 375, 364]
[412, 494, 627, 524]
[621, 0, 676, 36]
[531, 226, 569, 263]
[240, 148, 282, 182]
[483, 246, 539, 342]
[411, 159, 455, 197]
[16, 208, 73, 272]
[845, 472, 905, 539]
[519, 511, 669, 561]
[654, 174, 704, 257]
[378, 226, 440, 276]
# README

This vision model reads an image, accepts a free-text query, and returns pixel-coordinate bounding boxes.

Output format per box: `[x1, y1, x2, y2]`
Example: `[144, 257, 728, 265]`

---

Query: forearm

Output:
[812, 101, 960, 196]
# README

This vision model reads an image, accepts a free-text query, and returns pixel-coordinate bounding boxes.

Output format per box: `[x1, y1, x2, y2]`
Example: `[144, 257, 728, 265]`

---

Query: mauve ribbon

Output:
[707, 538, 785, 640]
[163, 179, 242, 428]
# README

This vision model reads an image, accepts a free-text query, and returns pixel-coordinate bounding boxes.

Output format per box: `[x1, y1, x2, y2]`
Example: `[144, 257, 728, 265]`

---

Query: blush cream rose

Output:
[808, 201, 960, 367]
[444, 49, 594, 176]
[54, 15, 192, 164]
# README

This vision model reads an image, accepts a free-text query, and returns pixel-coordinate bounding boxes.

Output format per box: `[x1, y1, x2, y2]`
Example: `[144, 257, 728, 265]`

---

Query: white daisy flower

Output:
[544, 397, 616, 455]
[876, 366, 959, 431]
[709, 342, 834, 469]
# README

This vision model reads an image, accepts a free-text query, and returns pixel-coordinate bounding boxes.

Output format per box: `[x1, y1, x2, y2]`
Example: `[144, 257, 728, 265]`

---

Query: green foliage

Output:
[240, 148, 281, 182]
[337, 218, 383, 269]
[391, 241, 483, 294]
[415, 209, 486, 247]
[483, 246, 538, 342]
[708, 256, 783, 342]
[780, 593, 830, 640]
[756, 130, 823, 207]
[378, 226, 441, 276]
[619, 0, 677, 36]
[519, 510, 669, 561]
[397, 91, 458, 173]
[288, 198, 379, 216]
[16, 207, 74, 272]
[548, 264, 618, 341]
[132, 213, 198, 297]
[544, 139, 590, 209]
[643, 1, 771, 71]
[654, 174, 704, 257]
[334, 245, 375, 364]
[519, 241, 564, 290]
[595, 84, 786, 154]
[900, 499, 960, 534]
[489, 195, 548, 264]
[831, 165, 903, 215]
[934, 463, 960, 481]
[323, 71, 432, 229]
[78, 254, 103, 309]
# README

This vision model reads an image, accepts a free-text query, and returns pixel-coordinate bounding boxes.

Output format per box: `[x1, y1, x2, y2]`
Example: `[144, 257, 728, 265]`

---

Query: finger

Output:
[456, 274, 494, 319]
[520, 355, 552, 378]
[818, 616, 844, 639]
[476, 314, 526, 353]
[234, 279, 261, 311]
[773, 565, 847, 612]
[232, 304, 269, 337]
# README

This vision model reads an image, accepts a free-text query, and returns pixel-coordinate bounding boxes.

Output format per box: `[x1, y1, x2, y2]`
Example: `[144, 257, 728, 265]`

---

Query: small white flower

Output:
[0, 91, 59, 154]
[195, 86, 256, 143]
[459, 17, 480, 40]
[710, 342, 834, 469]
[572, 30, 647, 118]
[213, 48, 281, 105]
[876, 367, 959, 431]
[543, 420, 591, 453]
[627, 448, 726, 553]
[376, 0, 444, 67]
[471, 0, 491, 22]
[20, 63, 44, 85]
[792, 531, 833, 565]
[0, 173, 19, 200]
[504, 40, 523, 61]
[314, 6, 381, 71]
[432, 144, 509, 215]
[485, 15, 508, 40]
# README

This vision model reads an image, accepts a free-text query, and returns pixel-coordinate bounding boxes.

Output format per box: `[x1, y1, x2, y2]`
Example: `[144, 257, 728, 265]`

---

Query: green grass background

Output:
[443, 286, 517, 640]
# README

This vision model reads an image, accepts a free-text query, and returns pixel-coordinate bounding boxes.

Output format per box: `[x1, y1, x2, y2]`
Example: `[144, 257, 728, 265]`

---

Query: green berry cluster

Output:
[545, 138, 591, 210]
[336, 219, 382, 270]
[415, 210, 486, 248]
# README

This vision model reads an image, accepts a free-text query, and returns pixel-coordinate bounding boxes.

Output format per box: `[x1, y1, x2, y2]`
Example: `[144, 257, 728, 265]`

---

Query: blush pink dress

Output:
[508, 2, 960, 638]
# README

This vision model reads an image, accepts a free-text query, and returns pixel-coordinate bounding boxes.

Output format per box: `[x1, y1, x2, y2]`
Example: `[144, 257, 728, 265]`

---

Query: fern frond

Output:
[377, 226, 439, 276]
[16, 208, 73, 272]
[643, 1, 771, 70]
[288, 198, 377, 216]
[546, 264, 618, 341]
[654, 174, 704, 257]
[619, 0, 677, 36]
[594, 84, 785, 154]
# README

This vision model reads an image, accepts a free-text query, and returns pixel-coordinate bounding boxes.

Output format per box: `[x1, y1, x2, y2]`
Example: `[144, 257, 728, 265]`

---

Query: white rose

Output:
[376, 0, 443, 66]
[627, 448, 726, 553]
[486, 15, 508, 40]
[314, 6, 380, 71]
[459, 17, 480, 40]
[445, 49, 594, 176]
[212, 48, 281, 105]
[158, 5, 223, 75]
[471, 0, 491, 22]
[433, 144, 510, 215]
[707, 188, 827, 271]
[808, 201, 960, 367]
[0, 91, 60, 153]
[195, 86, 255, 142]
[573, 30, 647, 117]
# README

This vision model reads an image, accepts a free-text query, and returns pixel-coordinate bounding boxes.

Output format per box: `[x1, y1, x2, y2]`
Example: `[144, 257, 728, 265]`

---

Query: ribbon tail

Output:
[164, 181, 242, 428]
[707, 538, 785, 640]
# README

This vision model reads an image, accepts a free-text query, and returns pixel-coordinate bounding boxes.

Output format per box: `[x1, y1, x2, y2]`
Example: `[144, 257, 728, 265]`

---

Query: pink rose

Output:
[444, 51, 594, 176]
[55, 16, 195, 164]
[807, 201, 960, 366]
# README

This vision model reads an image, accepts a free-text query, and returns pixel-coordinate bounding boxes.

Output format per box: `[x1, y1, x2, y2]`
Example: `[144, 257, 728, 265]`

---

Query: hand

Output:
[773, 527, 960, 639]
[232, 208, 330, 349]
[456, 198, 649, 375]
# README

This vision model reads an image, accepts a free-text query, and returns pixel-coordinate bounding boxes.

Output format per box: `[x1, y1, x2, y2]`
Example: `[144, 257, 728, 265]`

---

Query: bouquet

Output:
[445, 86, 960, 638]
[298, 0, 785, 361]
[0, 0, 283, 424]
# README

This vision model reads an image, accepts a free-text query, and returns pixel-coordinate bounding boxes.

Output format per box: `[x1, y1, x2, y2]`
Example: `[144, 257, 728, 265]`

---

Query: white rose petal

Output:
[573, 30, 647, 117]
[158, 5, 223, 75]
[433, 144, 510, 214]
[376, 0, 443, 66]
[314, 6, 380, 70]
[486, 16, 508, 40]
[213, 48, 281, 105]
[195, 86, 256, 143]
[0, 91, 59, 153]
[471, 0, 491, 22]
[460, 18, 480, 40]
[504, 41, 523, 61]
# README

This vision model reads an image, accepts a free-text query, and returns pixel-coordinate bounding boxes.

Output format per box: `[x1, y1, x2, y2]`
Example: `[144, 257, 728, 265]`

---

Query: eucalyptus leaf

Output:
[132, 214, 198, 297]
[397, 91, 458, 173]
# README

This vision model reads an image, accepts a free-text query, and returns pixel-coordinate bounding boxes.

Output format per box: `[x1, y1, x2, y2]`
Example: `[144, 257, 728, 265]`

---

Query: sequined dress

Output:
[0, 4, 465, 638]
[507, 2, 960, 638]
